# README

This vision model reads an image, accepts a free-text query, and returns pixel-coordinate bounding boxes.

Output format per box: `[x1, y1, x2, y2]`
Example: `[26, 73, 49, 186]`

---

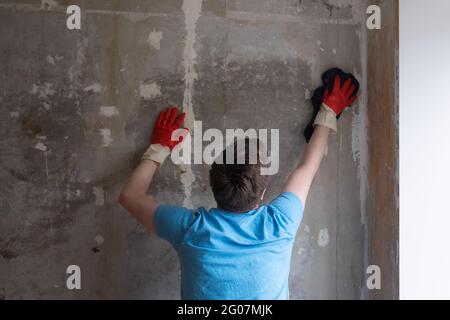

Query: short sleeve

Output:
[269, 192, 304, 235]
[155, 205, 193, 249]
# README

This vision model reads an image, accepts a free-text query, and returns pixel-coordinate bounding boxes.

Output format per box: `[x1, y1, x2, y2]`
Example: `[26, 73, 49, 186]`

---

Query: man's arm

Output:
[118, 107, 187, 233]
[283, 75, 358, 205]
[283, 125, 330, 204]
[119, 160, 159, 233]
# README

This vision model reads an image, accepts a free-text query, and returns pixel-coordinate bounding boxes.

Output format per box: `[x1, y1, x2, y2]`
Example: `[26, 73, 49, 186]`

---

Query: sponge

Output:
[303, 67, 359, 142]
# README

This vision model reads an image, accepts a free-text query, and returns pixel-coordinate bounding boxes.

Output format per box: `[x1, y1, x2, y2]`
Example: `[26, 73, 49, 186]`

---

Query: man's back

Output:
[155, 192, 303, 300]
[119, 80, 357, 299]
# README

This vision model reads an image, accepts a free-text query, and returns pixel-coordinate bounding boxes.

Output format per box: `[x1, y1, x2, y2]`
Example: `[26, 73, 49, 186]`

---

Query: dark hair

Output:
[209, 138, 269, 213]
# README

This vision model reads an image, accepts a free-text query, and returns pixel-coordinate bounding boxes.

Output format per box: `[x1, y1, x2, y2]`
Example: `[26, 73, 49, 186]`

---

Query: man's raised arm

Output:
[283, 75, 358, 205]
[118, 107, 187, 233]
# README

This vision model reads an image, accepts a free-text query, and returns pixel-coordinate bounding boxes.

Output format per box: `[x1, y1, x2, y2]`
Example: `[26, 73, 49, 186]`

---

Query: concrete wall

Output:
[0, 0, 393, 300]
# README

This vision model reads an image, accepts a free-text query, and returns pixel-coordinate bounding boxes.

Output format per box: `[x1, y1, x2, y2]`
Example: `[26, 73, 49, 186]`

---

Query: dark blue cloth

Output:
[304, 67, 360, 142]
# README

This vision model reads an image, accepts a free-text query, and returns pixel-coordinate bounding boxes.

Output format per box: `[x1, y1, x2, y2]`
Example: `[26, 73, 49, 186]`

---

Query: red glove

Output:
[323, 75, 358, 115]
[151, 107, 187, 150]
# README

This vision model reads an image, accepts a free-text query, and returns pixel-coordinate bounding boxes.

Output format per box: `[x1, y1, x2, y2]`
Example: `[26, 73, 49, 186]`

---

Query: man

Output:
[119, 75, 358, 299]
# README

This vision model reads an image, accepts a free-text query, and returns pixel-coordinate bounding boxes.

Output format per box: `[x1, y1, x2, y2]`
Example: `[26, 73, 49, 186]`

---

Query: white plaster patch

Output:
[351, 67, 368, 226]
[43, 102, 51, 111]
[35, 142, 47, 152]
[318, 228, 330, 247]
[332, 48, 337, 55]
[139, 82, 161, 100]
[94, 235, 104, 245]
[83, 83, 103, 93]
[31, 82, 55, 99]
[305, 88, 311, 100]
[147, 29, 163, 50]
[182, 0, 202, 130]
[324, 0, 354, 8]
[180, 164, 196, 208]
[180, 0, 202, 209]
[10, 111, 19, 118]
[68, 68, 75, 84]
[46, 55, 55, 65]
[68, 38, 88, 89]
[93, 186, 105, 206]
[120, 12, 154, 23]
[99, 128, 113, 147]
[99, 106, 119, 118]
[41, 0, 58, 10]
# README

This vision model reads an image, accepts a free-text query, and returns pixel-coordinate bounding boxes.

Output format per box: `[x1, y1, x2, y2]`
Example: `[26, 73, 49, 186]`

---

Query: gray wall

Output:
[0, 0, 386, 300]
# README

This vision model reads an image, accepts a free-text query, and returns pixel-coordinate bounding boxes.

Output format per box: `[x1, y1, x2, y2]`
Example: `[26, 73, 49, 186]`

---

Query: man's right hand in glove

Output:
[313, 75, 358, 133]
[284, 74, 359, 206]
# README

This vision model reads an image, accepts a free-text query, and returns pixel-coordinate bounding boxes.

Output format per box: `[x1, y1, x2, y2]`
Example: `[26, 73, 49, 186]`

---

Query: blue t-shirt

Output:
[155, 192, 304, 300]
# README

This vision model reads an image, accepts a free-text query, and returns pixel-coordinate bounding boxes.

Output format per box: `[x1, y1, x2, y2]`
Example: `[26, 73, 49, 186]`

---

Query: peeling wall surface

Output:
[0, 0, 374, 299]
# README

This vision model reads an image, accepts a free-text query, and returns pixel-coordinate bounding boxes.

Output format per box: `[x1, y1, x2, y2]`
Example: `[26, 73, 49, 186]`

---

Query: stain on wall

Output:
[0, 0, 397, 300]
